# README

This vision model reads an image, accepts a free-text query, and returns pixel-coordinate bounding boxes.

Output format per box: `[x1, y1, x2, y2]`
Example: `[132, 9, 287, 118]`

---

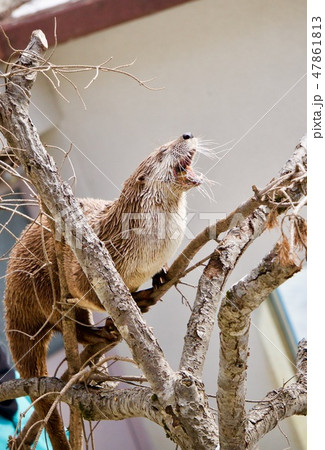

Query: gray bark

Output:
[217, 245, 303, 450]
[246, 339, 307, 448]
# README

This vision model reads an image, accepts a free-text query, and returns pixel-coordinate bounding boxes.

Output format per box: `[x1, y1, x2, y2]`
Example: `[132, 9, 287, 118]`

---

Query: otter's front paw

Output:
[152, 265, 169, 289]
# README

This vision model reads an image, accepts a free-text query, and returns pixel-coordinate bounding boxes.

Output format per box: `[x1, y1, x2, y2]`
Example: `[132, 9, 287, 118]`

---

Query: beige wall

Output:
[32, 0, 307, 448]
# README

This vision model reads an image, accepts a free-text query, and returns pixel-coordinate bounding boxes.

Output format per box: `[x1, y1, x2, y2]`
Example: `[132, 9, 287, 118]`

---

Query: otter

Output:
[3, 133, 202, 449]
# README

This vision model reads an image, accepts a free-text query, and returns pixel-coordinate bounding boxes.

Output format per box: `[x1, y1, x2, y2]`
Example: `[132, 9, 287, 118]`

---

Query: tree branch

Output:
[179, 207, 268, 376]
[245, 339, 307, 448]
[53, 224, 83, 449]
[217, 243, 303, 450]
[0, 377, 157, 422]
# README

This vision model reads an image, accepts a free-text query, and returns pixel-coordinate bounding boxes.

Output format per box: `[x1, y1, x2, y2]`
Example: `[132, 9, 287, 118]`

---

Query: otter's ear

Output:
[137, 174, 147, 184]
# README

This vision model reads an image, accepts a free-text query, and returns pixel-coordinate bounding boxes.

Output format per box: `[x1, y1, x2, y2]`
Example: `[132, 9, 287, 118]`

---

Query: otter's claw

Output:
[152, 265, 169, 289]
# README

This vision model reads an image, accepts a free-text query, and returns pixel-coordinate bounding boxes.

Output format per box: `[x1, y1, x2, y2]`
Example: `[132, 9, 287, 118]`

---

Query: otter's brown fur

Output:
[4, 133, 201, 449]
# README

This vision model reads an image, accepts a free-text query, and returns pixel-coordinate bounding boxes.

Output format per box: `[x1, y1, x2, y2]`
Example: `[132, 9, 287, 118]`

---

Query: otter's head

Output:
[122, 133, 202, 201]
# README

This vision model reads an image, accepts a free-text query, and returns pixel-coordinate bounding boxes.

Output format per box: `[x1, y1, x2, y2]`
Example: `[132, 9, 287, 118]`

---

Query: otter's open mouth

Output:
[175, 149, 202, 186]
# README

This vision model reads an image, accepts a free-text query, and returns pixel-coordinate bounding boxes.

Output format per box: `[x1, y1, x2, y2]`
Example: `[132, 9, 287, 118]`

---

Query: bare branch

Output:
[245, 339, 307, 448]
[217, 242, 302, 450]
[179, 207, 268, 377]
[54, 237, 83, 450]
[0, 375, 215, 449]
[0, 376, 155, 422]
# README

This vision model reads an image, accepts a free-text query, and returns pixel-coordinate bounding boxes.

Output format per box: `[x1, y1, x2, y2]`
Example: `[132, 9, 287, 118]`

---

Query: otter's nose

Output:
[182, 132, 193, 140]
